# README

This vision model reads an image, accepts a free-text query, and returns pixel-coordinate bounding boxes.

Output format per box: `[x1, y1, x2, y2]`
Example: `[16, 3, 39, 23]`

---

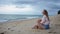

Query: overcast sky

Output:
[0, 0, 60, 15]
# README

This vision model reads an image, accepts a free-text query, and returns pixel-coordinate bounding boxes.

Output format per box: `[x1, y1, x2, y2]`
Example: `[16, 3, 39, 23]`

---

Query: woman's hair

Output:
[43, 9, 49, 20]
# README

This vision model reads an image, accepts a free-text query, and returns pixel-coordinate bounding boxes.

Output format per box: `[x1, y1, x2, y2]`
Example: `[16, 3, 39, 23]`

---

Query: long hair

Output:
[43, 10, 49, 20]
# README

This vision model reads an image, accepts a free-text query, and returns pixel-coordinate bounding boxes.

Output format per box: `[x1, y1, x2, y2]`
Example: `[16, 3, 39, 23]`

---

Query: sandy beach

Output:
[0, 15, 60, 34]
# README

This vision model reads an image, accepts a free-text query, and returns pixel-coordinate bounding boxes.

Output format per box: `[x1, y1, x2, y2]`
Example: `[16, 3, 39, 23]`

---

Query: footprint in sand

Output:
[0, 27, 2, 29]
[8, 26, 16, 30]
[11, 30, 15, 31]
[12, 26, 16, 27]
[8, 28, 11, 30]
[32, 29, 40, 32]
[18, 31, 21, 32]
[55, 24, 60, 26]
[48, 31, 56, 34]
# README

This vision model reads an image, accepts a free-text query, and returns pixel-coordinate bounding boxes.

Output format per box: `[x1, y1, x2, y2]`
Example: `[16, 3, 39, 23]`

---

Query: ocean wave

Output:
[26, 17, 39, 19]
[0, 15, 41, 23]
[0, 20, 8, 23]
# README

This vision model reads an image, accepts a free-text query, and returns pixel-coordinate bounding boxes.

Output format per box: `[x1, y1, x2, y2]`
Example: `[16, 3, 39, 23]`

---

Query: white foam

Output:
[0, 20, 8, 23]
[26, 17, 38, 19]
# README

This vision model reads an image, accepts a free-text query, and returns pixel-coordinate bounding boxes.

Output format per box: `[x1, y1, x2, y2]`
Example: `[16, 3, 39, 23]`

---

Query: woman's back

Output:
[44, 15, 50, 25]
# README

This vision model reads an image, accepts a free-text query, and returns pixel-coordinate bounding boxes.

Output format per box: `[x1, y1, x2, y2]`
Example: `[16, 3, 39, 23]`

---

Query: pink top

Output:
[40, 15, 50, 25]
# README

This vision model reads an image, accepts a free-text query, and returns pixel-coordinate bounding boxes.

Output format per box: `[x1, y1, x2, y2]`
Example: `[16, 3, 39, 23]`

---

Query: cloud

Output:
[47, 4, 60, 9]
[0, 5, 32, 11]
[0, 5, 35, 14]
[0, 0, 60, 15]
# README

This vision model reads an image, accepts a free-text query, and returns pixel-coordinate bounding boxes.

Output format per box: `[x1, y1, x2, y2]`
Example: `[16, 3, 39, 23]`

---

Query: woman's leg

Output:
[32, 24, 44, 29]
[32, 19, 45, 29]
[37, 20, 45, 29]
[32, 19, 41, 29]
[32, 25, 38, 29]
[37, 24, 45, 29]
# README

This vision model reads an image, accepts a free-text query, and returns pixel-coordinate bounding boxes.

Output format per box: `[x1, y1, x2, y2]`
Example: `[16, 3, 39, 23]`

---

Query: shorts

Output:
[43, 24, 49, 29]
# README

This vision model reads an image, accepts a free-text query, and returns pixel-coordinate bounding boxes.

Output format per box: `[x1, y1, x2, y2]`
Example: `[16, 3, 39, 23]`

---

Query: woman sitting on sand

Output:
[33, 9, 50, 30]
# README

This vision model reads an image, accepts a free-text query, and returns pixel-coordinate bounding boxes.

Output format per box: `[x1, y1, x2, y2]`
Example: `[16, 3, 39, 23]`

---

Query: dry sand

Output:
[0, 15, 60, 34]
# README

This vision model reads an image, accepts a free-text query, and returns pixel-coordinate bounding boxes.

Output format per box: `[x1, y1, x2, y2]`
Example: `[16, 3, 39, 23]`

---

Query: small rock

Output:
[8, 28, 11, 30]
[0, 32, 4, 34]
[48, 31, 52, 33]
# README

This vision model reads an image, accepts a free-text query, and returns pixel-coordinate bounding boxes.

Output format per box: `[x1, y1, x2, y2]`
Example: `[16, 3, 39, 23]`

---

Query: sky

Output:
[0, 0, 60, 15]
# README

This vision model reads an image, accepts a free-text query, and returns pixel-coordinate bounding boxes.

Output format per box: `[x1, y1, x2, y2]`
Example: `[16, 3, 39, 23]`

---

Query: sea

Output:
[0, 14, 43, 23]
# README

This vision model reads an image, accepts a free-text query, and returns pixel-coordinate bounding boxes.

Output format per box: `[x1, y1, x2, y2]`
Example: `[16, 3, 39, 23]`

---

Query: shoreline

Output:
[0, 18, 40, 23]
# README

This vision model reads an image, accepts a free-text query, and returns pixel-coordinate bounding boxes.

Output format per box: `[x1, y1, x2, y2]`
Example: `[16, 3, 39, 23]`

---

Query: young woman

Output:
[33, 9, 50, 29]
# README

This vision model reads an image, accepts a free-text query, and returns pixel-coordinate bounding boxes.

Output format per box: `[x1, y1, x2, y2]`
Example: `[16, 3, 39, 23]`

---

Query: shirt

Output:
[40, 15, 50, 25]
